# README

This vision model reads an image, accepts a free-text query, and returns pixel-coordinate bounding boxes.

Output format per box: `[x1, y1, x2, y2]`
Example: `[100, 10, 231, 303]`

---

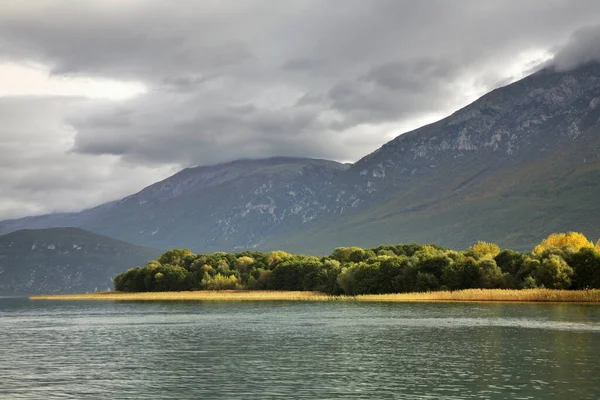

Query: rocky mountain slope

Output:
[0, 228, 161, 294]
[0, 158, 349, 251]
[1, 63, 600, 253]
[268, 62, 600, 252]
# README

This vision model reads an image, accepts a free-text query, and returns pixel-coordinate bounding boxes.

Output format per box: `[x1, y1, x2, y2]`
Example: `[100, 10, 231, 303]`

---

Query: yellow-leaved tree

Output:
[266, 251, 292, 267]
[467, 241, 501, 258]
[533, 232, 594, 253]
[596, 239, 600, 253]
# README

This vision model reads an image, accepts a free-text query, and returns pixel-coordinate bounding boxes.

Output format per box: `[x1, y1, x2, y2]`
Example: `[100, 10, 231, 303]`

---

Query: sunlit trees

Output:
[157, 248, 195, 266]
[534, 232, 594, 253]
[201, 273, 239, 290]
[467, 241, 501, 258]
[266, 251, 292, 267]
[113, 233, 600, 294]
[331, 247, 375, 263]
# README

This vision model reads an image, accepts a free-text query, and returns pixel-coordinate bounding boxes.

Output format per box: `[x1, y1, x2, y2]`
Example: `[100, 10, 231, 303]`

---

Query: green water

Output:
[1, 298, 599, 399]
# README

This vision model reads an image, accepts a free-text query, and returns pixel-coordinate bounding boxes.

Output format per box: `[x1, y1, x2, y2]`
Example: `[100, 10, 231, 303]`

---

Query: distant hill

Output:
[1, 63, 600, 254]
[0, 228, 161, 294]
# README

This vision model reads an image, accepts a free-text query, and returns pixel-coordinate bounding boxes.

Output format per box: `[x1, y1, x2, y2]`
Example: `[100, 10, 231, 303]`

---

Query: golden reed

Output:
[30, 289, 600, 303]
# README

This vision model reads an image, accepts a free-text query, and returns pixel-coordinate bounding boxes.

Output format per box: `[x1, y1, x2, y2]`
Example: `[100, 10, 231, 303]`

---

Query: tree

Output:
[567, 248, 600, 289]
[467, 241, 501, 259]
[266, 251, 292, 267]
[331, 247, 373, 263]
[495, 250, 526, 275]
[453, 258, 481, 290]
[337, 267, 356, 295]
[235, 256, 255, 271]
[113, 234, 600, 294]
[533, 254, 574, 289]
[477, 258, 503, 288]
[534, 232, 593, 253]
[157, 249, 194, 266]
[414, 272, 440, 292]
[201, 273, 239, 290]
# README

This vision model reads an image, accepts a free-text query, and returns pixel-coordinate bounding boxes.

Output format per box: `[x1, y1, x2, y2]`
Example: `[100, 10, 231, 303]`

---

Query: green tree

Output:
[567, 248, 600, 289]
[157, 249, 195, 266]
[533, 254, 574, 289]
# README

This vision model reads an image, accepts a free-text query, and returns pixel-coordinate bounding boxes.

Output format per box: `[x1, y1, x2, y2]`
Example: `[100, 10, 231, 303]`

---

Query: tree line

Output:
[113, 232, 600, 294]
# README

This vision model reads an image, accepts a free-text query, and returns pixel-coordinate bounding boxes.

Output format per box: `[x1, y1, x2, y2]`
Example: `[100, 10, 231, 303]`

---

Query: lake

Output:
[1, 298, 599, 399]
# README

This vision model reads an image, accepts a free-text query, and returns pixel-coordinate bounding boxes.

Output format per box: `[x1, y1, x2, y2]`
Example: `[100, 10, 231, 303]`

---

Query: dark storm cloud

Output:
[2, 0, 600, 218]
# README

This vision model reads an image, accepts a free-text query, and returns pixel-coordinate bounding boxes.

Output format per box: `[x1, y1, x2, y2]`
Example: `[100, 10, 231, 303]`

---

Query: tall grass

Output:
[29, 290, 333, 302]
[30, 289, 600, 302]
[354, 289, 600, 303]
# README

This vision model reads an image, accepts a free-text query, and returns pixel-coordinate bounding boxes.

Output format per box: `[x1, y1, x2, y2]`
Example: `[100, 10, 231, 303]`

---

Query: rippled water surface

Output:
[1, 298, 600, 399]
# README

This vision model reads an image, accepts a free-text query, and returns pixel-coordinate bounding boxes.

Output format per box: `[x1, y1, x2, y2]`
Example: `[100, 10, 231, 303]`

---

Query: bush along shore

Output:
[107, 232, 600, 297]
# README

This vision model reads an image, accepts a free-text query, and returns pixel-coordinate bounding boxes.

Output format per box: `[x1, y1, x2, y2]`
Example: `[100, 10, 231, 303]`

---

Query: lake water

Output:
[1, 298, 600, 399]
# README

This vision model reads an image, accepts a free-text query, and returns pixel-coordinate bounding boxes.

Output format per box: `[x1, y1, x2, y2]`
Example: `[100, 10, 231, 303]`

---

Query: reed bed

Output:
[29, 290, 334, 302]
[354, 289, 600, 303]
[30, 288, 600, 302]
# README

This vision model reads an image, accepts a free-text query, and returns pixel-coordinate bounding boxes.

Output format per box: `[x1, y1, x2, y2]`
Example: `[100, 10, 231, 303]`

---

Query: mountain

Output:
[267, 62, 600, 252]
[1, 63, 600, 253]
[0, 228, 161, 294]
[0, 158, 349, 251]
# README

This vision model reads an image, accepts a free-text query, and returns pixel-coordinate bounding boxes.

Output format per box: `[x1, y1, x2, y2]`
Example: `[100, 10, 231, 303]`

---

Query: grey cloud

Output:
[0, 97, 177, 219]
[363, 58, 462, 92]
[2, 1, 600, 218]
[282, 58, 323, 72]
[325, 57, 465, 127]
[69, 94, 353, 166]
[552, 25, 600, 71]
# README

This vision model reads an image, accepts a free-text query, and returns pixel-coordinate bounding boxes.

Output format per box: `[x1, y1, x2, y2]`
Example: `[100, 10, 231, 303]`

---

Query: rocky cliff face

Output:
[1, 64, 600, 253]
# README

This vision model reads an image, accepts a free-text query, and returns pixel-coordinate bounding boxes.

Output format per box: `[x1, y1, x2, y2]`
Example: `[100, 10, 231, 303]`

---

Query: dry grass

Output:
[354, 289, 600, 303]
[30, 289, 600, 303]
[29, 290, 333, 302]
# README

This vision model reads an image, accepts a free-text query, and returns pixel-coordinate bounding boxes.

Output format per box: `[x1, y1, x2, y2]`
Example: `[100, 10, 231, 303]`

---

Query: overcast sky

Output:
[1, 0, 600, 220]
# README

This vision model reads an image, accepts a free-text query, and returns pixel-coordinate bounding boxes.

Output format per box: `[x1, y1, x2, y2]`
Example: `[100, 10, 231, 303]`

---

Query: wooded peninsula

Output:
[108, 232, 600, 296]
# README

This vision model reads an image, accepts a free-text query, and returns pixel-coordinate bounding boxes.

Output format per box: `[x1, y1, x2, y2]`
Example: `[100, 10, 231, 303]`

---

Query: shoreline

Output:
[29, 289, 600, 303]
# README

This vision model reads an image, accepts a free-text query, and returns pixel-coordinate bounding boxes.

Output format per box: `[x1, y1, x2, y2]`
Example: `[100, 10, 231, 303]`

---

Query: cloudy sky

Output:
[1, 0, 600, 220]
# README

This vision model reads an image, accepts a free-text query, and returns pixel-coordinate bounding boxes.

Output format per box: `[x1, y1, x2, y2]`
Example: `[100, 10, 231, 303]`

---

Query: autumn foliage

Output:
[533, 232, 594, 253]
